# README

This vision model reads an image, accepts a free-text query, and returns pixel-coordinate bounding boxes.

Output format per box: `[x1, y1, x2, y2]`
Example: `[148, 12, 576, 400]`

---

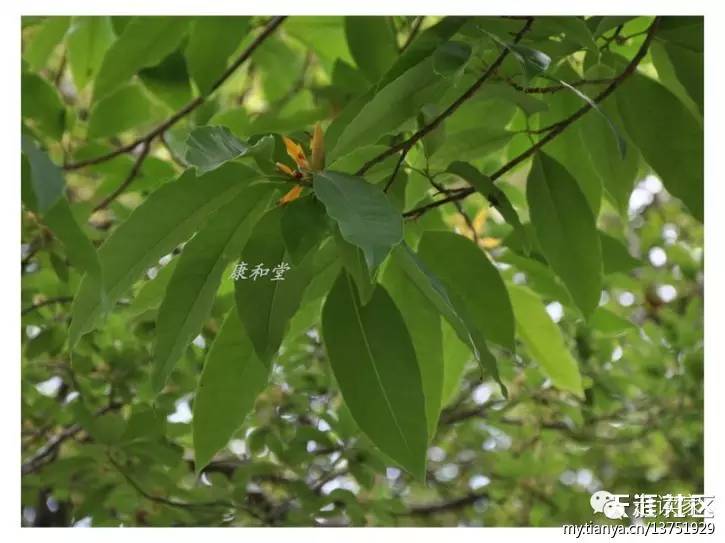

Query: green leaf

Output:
[599, 232, 641, 275]
[334, 230, 377, 305]
[138, 50, 192, 110]
[330, 42, 471, 160]
[93, 16, 190, 102]
[127, 260, 178, 318]
[313, 171, 403, 270]
[193, 309, 270, 471]
[432, 41, 472, 78]
[21, 73, 65, 140]
[23, 16, 70, 72]
[87, 83, 153, 139]
[417, 231, 515, 350]
[447, 161, 529, 253]
[152, 185, 273, 393]
[186, 16, 250, 95]
[344, 16, 398, 83]
[234, 206, 321, 364]
[322, 271, 428, 479]
[21, 134, 64, 213]
[382, 253, 444, 439]
[441, 320, 472, 406]
[507, 284, 584, 398]
[184, 126, 248, 173]
[281, 196, 330, 265]
[66, 16, 115, 91]
[616, 72, 703, 222]
[527, 153, 603, 318]
[654, 17, 703, 112]
[70, 163, 260, 345]
[589, 306, 636, 336]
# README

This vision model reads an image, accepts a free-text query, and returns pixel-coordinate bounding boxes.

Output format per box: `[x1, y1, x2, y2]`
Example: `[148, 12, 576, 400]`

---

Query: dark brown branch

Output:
[402, 17, 661, 220]
[400, 16, 424, 52]
[92, 140, 150, 212]
[21, 296, 72, 316]
[355, 17, 534, 179]
[63, 16, 287, 171]
[402, 490, 489, 516]
[504, 76, 612, 94]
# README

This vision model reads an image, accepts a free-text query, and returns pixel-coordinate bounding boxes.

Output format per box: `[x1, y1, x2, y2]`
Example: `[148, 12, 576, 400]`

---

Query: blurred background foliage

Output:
[21, 15, 703, 526]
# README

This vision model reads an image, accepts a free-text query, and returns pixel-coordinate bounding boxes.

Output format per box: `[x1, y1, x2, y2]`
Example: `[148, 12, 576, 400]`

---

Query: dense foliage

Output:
[21, 15, 703, 527]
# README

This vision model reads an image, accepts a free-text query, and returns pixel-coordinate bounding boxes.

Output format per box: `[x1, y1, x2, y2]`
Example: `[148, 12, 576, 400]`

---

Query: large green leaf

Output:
[184, 127, 274, 174]
[330, 42, 470, 160]
[322, 271, 428, 479]
[333, 229, 377, 305]
[152, 185, 273, 393]
[382, 253, 444, 439]
[23, 16, 70, 72]
[280, 196, 331, 265]
[507, 284, 584, 398]
[617, 72, 703, 222]
[87, 83, 153, 139]
[654, 17, 703, 113]
[234, 206, 321, 364]
[186, 16, 250, 95]
[344, 16, 398, 83]
[70, 163, 260, 344]
[93, 16, 190, 102]
[21, 73, 65, 140]
[127, 259, 178, 318]
[193, 309, 270, 471]
[313, 171, 403, 270]
[66, 16, 115, 91]
[417, 231, 515, 350]
[527, 153, 603, 318]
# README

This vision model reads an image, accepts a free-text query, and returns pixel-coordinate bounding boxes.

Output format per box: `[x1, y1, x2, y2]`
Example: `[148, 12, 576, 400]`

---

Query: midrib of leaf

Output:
[345, 274, 412, 456]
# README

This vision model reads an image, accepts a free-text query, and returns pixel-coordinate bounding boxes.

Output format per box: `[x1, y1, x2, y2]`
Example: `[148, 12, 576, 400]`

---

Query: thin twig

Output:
[402, 17, 661, 220]
[63, 16, 287, 171]
[92, 141, 150, 212]
[400, 16, 424, 52]
[356, 17, 534, 180]
[21, 296, 73, 316]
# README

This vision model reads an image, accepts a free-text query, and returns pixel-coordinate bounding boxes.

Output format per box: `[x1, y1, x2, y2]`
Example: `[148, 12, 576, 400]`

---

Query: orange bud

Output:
[282, 136, 309, 170]
[279, 184, 304, 205]
[310, 122, 325, 171]
[275, 162, 296, 177]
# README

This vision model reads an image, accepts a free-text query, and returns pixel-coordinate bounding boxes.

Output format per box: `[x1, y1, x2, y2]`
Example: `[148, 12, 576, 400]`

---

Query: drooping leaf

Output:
[440, 320, 472, 406]
[313, 170, 403, 270]
[432, 41, 472, 78]
[417, 231, 515, 350]
[333, 229, 377, 305]
[23, 16, 70, 72]
[93, 16, 190, 102]
[507, 284, 584, 398]
[70, 163, 260, 345]
[280, 196, 330, 264]
[186, 16, 250, 95]
[616, 72, 703, 221]
[193, 309, 270, 471]
[382, 253, 444, 439]
[322, 271, 428, 479]
[527, 153, 603, 318]
[66, 16, 115, 91]
[138, 49, 192, 110]
[344, 16, 398, 83]
[152, 185, 273, 393]
[21, 73, 65, 140]
[654, 17, 703, 113]
[234, 206, 321, 364]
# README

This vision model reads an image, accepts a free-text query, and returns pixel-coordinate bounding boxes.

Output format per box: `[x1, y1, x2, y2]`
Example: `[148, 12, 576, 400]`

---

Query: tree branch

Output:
[62, 16, 287, 172]
[356, 17, 534, 179]
[402, 16, 661, 220]
[92, 140, 150, 212]
[21, 295, 73, 316]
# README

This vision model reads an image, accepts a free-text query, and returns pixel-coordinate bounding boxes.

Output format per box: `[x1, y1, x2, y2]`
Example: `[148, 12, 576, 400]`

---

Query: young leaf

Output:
[527, 153, 603, 318]
[93, 16, 190, 102]
[152, 185, 273, 393]
[70, 163, 260, 345]
[616, 72, 703, 221]
[322, 271, 428, 479]
[193, 309, 270, 471]
[185, 16, 250, 96]
[344, 16, 398, 83]
[234, 206, 321, 364]
[507, 284, 584, 398]
[382, 254, 444, 439]
[313, 171, 403, 270]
